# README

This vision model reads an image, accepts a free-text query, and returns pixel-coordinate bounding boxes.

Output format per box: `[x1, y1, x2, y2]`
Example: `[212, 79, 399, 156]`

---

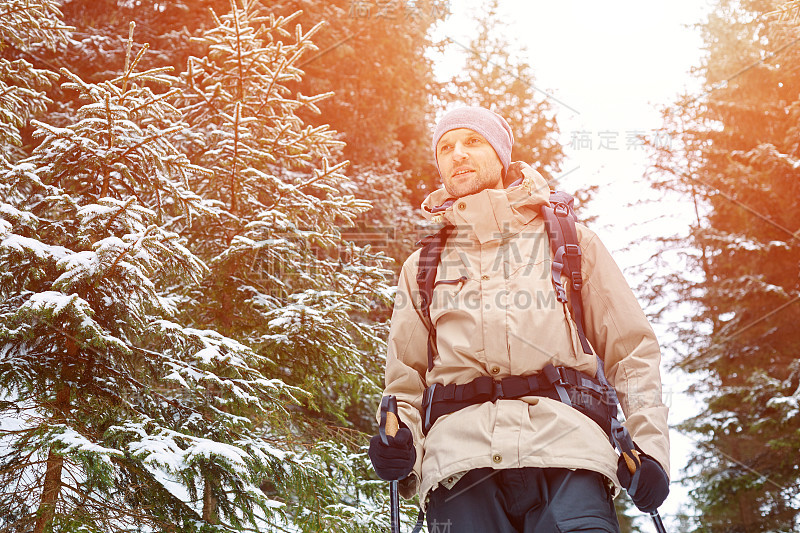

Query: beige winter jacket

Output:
[380, 165, 670, 509]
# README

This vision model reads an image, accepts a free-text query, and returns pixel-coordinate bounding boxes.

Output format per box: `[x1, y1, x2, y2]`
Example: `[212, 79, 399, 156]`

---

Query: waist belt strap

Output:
[422, 364, 613, 436]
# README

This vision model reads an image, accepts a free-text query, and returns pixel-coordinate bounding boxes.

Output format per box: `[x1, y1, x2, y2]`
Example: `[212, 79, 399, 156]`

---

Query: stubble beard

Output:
[444, 167, 503, 198]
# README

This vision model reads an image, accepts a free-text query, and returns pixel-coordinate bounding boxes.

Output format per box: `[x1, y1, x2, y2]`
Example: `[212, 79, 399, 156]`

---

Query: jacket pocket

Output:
[429, 276, 473, 324]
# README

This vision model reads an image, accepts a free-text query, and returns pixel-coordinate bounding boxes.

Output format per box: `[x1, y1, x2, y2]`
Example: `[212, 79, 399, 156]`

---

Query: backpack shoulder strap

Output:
[541, 191, 593, 355]
[415, 224, 454, 371]
[543, 192, 639, 453]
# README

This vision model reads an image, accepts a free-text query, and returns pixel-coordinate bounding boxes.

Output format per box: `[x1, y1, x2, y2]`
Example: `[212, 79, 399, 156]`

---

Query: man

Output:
[369, 106, 670, 532]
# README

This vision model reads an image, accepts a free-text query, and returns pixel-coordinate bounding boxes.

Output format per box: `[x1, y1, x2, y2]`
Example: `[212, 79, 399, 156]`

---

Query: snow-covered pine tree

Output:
[173, 1, 396, 530]
[0, 26, 327, 532]
[266, 0, 442, 208]
[0, 0, 70, 167]
[647, 1, 800, 529]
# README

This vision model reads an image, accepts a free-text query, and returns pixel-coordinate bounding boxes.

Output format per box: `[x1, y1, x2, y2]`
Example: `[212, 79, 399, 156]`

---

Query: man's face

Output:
[436, 128, 504, 198]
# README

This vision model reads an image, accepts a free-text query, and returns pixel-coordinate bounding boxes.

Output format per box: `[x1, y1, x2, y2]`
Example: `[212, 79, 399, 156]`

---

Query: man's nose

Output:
[452, 142, 468, 160]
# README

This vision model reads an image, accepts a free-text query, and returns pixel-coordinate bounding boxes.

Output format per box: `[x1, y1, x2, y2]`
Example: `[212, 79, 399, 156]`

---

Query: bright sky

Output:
[432, 1, 715, 528]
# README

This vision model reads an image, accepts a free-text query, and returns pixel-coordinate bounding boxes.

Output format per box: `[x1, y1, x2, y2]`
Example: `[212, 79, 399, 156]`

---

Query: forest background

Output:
[0, 0, 798, 532]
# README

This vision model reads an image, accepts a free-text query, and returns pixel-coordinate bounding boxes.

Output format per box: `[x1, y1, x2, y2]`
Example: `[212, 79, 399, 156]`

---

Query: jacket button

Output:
[457, 202, 466, 210]
[490, 366, 500, 375]
[492, 453, 502, 464]
[481, 275, 489, 281]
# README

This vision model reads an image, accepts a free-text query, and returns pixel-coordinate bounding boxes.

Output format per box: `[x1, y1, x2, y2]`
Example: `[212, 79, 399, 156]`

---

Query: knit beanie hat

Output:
[431, 106, 514, 174]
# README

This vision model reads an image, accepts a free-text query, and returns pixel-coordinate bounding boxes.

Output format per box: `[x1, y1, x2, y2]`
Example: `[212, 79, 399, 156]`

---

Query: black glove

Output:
[617, 450, 669, 513]
[368, 424, 416, 481]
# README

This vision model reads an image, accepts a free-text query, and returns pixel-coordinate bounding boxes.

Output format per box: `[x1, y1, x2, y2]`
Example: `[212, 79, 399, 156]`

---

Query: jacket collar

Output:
[420, 163, 552, 244]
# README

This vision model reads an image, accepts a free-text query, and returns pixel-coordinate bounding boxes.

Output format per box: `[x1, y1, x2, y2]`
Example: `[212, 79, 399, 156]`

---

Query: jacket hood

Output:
[420, 162, 553, 242]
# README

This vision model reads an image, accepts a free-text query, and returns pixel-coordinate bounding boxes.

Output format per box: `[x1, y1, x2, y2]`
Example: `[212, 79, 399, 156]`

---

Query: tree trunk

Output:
[202, 476, 219, 524]
[33, 445, 65, 533]
[34, 341, 77, 533]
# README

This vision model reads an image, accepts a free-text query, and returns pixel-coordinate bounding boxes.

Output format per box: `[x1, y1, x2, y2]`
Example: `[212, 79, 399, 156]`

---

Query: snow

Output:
[766, 386, 800, 418]
[94, 235, 127, 254]
[21, 290, 80, 315]
[119, 424, 295, 518]
[719, 235, 789, 253]
[768, 240, 789, 249]
[55, 250, 98, 278]
[267, 315, 294, 328]
[728, 237, 761, 251]
[192, 346, 218, 364]
[53, 426, 124, 462]
[1, 233, 71, 261]
[163, 361, 204, 382]
[0, 203, 36, 225]
[16, 291, 130, 355]
[0, 403, 30, 432]
[7, 161, 38, 173]
[126, 428, 187, 472]
[77, 201, 128, 219]
[163, 370, 191, 389]
[31, 121, 75, 139]
[149, 468, 195, 512]
[183, 439, 248, 467]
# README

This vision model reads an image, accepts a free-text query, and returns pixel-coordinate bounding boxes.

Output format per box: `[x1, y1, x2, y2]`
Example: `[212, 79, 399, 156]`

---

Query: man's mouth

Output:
[452, 168, 474, 178]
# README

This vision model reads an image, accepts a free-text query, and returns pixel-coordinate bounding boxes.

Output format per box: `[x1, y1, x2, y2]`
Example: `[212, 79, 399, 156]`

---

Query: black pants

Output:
[426, 467, 620, 533]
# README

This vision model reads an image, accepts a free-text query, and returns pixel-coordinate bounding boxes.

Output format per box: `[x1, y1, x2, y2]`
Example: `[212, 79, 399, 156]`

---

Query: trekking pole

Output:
[379, 395, 401, 533]
[619, 443, 667, 533]
[600, 356, 668, 533]
[649, 510, 667, 533]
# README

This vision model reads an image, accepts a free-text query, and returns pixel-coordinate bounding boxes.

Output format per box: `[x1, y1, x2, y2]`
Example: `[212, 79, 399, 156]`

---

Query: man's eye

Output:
[467, 137, 481, 144]
[439, 144, 452, 153]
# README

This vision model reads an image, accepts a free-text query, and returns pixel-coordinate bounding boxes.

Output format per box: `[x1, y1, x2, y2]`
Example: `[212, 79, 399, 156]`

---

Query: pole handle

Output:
[623, 449, 641, 474]
[386, 411, 399, 438]
[379, 395, 399, 445]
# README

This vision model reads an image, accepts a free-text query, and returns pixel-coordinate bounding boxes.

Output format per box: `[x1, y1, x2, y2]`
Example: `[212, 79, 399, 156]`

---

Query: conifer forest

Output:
[0, 1, 798, 532]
